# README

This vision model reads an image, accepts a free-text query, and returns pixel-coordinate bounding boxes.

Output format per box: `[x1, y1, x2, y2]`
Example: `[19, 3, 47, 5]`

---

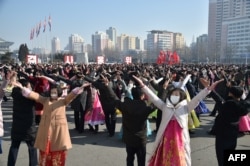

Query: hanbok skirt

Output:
[239, 114, 250, 132]
[39, 139, 67, 166]
[148, 120, 186, 166]
[194, 100, 210, 114]
[185, 90, 200, 129]
[85, 93, 105, 126]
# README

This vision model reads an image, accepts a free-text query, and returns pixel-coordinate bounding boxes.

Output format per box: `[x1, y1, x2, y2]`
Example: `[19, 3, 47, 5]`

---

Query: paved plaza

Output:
[0, 97, 249, 166]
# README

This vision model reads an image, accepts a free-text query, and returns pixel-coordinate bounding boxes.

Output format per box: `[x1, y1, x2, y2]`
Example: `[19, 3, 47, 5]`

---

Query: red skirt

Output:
[149, 120, 186, 166]
[39, 139, 67, 166]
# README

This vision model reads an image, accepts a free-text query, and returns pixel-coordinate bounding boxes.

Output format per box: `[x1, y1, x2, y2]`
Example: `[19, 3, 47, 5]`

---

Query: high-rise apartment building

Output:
[146, 30, 174, 59]
[51, 37, 61, 55]
[196, 34, 208, 62]
[173, 33, 185, 51]
[92, 31, 109, 55]
[208, 0, 250, 63]
[106, 27, 117, 48]
[117, 34, 137, 52]
[69, 34, 84, 54]
[135, 37, 144, 50]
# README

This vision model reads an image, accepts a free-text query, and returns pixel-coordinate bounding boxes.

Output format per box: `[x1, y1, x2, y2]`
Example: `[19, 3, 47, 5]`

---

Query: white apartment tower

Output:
[173, 33, 185, 51]
[51, 37, 61, 55]
[106, 27, 117, 48]
[117, 34, 137, 52]
[135, 37, 144, 50]
[146, 30, 173, 59]
[208, 0, 250, 63]
[69, 34, 84, 53]
[92, 31, 109, 55]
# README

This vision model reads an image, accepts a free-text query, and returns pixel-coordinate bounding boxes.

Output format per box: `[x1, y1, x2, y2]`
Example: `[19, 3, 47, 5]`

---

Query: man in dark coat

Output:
[214, 86, 248, 166]
[7, 79, 37, 166]
[101, 75, 154, 166]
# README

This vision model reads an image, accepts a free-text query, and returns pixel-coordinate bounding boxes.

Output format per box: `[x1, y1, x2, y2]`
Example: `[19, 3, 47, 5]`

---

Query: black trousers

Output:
[7, 139, 38, 166]
[126, 144, 146, 166]
[74, 106, 86, 133]
[215, 135, 237, 166]
[103, 109, 116, 136]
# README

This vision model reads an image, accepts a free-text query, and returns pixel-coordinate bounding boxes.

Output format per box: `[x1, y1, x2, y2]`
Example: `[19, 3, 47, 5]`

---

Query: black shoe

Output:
[207, 130, 215, 135]
[3, 96, 8, 102]
[89, 127, 95, 132]
[108, 133, 114, 137]
[189, 130, 195, 134]
[209, 113, 216, 117]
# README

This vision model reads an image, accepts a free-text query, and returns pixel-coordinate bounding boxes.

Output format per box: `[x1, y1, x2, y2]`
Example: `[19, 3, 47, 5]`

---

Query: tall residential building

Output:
[208, 0, 223, 62]
[135, 37, 144, 50]
[51, 37, 61, 55]
[117, 34, 137, 52]
[69, 34, 84, 53]
[146, 30, 174, 59]
[208, 0, 250, 63]
[173, 33, 185, 51]
[196, 34, 208, 62]
[106, 27, 117, 48]
[92, 31, 109, 55]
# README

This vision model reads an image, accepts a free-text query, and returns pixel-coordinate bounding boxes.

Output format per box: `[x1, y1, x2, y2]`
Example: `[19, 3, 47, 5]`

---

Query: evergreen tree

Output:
[18, 43, 29, 62]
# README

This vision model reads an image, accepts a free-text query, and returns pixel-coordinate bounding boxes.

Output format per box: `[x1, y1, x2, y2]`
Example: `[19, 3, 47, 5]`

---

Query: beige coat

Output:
[27, 91, 77, 152]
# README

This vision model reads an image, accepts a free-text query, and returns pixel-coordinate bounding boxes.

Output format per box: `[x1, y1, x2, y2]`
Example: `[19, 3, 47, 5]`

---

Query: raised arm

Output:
[63, 82, 91, 105]
[187, 78, 224, 112]
[132, 75, 165, 110]
[39, 75, 57, 85]
[12, 82, 47, 104]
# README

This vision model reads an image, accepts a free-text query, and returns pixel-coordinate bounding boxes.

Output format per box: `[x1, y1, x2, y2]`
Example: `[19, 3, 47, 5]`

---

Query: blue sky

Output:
[0, 0, 208, 51]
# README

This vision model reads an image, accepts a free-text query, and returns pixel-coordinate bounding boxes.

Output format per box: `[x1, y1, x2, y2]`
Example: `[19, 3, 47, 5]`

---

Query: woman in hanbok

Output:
[172, 73, 200, 131]
[239, 86, 250, 134]
[85, 86, 105, 133]
[133, 75, 223, 166]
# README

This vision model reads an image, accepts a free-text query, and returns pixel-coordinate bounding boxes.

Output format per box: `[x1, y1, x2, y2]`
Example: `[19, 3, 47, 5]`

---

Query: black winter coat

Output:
[11, 87, 36, 141]
[104, 84, 154, 147]
[214, 96, 248, 138]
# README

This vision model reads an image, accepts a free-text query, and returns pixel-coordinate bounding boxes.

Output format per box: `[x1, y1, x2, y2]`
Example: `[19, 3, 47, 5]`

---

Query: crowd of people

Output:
[0, 62, 249, 166]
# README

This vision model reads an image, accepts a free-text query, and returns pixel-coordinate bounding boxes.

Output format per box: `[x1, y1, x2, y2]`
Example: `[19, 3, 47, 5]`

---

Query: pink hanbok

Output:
[85, 89, 105, 126]
[239, 114, 250, 132]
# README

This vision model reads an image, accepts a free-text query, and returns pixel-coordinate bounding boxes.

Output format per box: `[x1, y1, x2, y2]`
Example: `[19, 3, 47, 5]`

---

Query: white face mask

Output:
[50, 94, 58, 99]
[170, 95, 180, 105]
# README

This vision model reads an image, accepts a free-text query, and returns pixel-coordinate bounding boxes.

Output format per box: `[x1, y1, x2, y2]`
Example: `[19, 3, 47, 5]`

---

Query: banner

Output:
[64, 55, 74, 64]
[96, 56, 105, 64]
[26, 55, 38, 64]
[125, 56, 132, 64]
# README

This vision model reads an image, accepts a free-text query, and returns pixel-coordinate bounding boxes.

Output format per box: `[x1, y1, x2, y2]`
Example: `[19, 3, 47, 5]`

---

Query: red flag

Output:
[172, 51, 180, 64]
[48, 15, 52, 31]
[156, 50, 166, 64]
